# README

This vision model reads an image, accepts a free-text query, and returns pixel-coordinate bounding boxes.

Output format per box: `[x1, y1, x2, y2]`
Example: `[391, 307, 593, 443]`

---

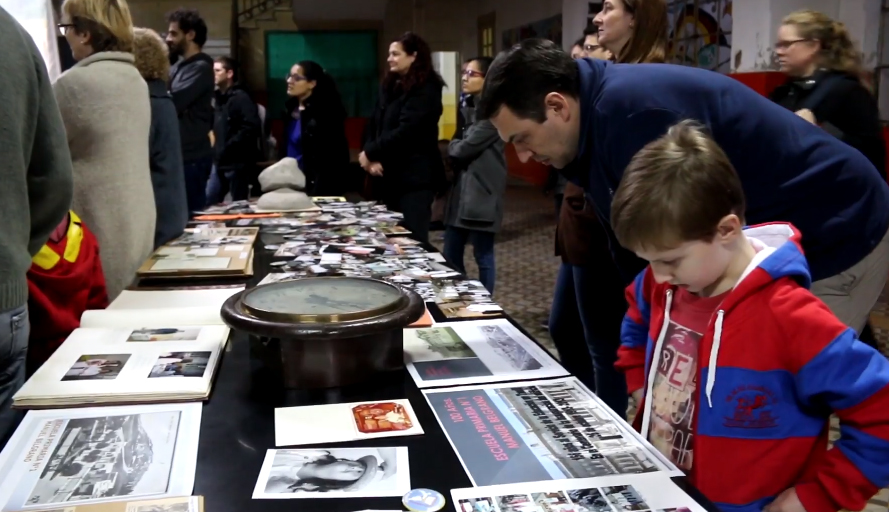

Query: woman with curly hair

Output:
[133, 27, 188, 248]
[360, 32, 446, 245]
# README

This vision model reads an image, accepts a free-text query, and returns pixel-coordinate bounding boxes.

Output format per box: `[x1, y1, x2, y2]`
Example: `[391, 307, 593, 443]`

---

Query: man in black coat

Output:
[166, 8, 215, 214]
[209, 56, 261, 203]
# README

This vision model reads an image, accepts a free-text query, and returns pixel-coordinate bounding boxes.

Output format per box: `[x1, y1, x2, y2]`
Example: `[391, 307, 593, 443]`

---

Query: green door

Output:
[266, 30, 379, 120]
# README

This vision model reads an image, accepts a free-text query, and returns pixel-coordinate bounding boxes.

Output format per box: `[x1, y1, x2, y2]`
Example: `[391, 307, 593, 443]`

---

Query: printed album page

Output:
[107, 288, 245, 311]
[423, 377, 681, 487]
[0, 403, 201, 512]
[22, 495, 203, 512]
[404, 319, 568, 388]
[451, 472, 706, 512]
[274, 399, 424, 446]
[13, 326, 227, 408]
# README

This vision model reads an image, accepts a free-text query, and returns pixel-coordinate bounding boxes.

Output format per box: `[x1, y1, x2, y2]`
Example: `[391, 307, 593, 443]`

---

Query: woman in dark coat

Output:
[282, 60, 351, 196]
[771, 10, 885, 173]
[361, 32, 445, 245]
[132, 27, 187, 248]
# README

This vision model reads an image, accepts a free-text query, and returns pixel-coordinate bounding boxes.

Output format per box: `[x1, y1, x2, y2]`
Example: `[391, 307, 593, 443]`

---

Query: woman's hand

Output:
[795, 108, 816, 124]
[368, 162, 384, 177]
[359, 151, 370, 169]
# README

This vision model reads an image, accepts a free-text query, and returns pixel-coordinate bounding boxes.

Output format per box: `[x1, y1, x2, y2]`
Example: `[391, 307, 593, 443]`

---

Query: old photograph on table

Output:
[423, 378, 680, 487]
[404, 319, 568, 388]
[0, 403, 201, 511]
[252, 447, 410, 499]
[451, 473, 706, 512]
[274, 400, 423, 446]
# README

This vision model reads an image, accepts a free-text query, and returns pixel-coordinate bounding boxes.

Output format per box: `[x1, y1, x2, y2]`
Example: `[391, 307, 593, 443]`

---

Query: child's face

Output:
[633, 216, 743, 296]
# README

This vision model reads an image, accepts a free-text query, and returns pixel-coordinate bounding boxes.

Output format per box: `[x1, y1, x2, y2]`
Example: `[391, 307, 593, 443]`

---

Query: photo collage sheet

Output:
[138, 228, 258, 277]
[246, 201, 503, 319]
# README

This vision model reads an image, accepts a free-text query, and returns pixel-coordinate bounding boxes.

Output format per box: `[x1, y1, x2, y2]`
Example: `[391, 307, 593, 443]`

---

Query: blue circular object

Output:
[402, 488, 446, 512]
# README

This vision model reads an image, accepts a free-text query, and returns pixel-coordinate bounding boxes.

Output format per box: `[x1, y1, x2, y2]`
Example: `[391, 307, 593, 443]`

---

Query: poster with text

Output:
[451, 472, 707, 512]
[404, 319, 568, 388]
[424, 378, 680, 487]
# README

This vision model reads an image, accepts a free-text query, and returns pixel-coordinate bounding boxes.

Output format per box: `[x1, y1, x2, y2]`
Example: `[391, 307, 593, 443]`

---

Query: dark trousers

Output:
[0, 305, 28, 448]
[183, 158, 213, 216]
[443, 227, 496, 293]
[206, 165, 251, 205]
[549, 263, 628, 418]
[386, 189, 434, 246]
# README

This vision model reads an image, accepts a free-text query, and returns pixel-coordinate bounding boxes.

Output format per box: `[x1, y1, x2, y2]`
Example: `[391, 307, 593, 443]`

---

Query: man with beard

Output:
[165, 8, 214, 215]
[207, 56, 261, 204]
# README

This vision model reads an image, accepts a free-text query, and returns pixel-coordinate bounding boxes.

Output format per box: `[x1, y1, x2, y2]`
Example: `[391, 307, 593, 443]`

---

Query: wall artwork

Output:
[667, 0, 733, 73]
[502, 14, 563, 51]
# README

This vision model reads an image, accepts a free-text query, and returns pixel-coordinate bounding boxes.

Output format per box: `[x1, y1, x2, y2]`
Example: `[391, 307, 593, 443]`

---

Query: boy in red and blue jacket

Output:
[610, 120, 889, 512]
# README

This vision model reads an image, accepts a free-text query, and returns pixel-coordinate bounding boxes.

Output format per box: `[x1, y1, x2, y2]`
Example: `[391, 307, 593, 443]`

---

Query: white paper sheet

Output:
[404, 319, 568, 388]
[274, 399, 423, 446]
[451, 473, 707, 512]
[0, 403, 201, 511]
[108, 288, 244, 311]
[252, 447, 410, 499]
[81, 308, 224, 328]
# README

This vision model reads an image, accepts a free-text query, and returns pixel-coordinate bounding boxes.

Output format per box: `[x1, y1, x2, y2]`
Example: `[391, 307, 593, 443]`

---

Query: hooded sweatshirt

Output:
[568, 58, 889, 283]
[617, 223, 889, 512]
[169, 52, 215, 162]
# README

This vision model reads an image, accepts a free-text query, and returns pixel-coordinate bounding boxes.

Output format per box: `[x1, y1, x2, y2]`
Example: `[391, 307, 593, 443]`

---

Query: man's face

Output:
[213, 62, 231, 88]
[583, 34, 612, 60]
[165, 21, 187, 56]
[489, 97, 580, 169]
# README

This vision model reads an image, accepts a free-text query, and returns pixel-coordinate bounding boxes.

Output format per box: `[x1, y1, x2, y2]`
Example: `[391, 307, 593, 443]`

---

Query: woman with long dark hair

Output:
[283, 60, 351, 196]
[361, 32, 445, 245]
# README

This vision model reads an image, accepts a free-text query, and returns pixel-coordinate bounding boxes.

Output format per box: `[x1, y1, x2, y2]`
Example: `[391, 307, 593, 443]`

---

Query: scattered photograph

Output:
[566, 488, 611, 512]
[495, 494, 543, 512]
[127, 328, 201, 343]
[351, 402, 414, 434]
[25, 412, 180, 506]
[129, 502, 191, 512]
[533, 491, 579, 512]
[407, 327, 476, 360]
[457, 497, 495, 512]
[480, 324, 542, 371]
[62, 354, 130, 381]
[148, 352, 211, 378]
[254, 447, 410, 498]
[602, 486, 649, 511]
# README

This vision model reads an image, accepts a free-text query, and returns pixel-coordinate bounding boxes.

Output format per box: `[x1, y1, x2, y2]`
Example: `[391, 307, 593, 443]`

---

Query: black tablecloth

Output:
[136, 232, 720, 512]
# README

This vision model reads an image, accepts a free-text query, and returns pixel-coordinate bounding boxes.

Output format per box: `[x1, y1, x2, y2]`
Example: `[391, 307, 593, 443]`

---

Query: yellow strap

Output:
[32, 211, 85, 269]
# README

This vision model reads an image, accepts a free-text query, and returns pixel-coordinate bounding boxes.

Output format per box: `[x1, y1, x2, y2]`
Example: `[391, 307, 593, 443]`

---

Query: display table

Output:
[134, 233, 720, 512]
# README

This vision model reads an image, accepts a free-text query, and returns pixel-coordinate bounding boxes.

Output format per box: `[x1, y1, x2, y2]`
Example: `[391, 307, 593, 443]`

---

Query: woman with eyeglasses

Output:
[442, 57, 507, 294]
[282, 60, 350, 196]
[361, 32, 446, 245]
[54, 0, 155, 301]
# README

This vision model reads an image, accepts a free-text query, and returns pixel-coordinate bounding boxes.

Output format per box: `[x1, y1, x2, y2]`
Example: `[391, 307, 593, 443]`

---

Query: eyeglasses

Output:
[584, 44, 601, 52]
[774, 39, 810, 50]
[462, 70, 484, 78]
[57, 23, 75, 36]
[286, 73, 307, 82]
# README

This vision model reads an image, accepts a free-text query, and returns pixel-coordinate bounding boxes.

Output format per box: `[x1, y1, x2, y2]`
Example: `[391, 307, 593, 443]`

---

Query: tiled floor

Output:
[436, 179, 889, 512]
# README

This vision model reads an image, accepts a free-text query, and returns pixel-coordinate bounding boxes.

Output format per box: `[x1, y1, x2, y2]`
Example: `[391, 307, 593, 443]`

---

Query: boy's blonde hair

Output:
[62, 0, 134, 53]
[133, 28, 170, 82]
[611, 120, 746, 251]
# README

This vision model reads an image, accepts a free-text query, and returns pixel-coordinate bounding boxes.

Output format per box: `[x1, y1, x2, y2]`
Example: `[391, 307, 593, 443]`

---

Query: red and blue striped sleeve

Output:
[776, 286, 889, 512]
[615, 267, 652, 393]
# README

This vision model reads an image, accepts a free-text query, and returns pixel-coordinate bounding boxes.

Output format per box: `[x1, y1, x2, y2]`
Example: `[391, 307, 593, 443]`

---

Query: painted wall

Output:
[292, 0, 388, 21]
[127, 0, 232, 39]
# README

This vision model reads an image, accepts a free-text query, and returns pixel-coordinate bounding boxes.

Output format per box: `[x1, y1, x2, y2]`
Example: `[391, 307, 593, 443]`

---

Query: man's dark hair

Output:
[166, 8, 208, 48]
[583, 24, 599, 38]
[573, 36, 585, 48]
[477, 38, 580, 123]
[215, 56, 238, 81]
[468, 56, 494, 75]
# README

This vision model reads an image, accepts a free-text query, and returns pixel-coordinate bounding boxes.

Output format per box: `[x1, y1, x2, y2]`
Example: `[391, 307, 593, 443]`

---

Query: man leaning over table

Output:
[0, 6, 75, 443]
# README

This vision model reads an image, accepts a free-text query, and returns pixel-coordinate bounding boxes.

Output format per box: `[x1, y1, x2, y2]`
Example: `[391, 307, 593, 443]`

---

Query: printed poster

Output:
[423, 378, 680, 487]
[451, 472, 706, 512]
[0, 404, 201, 511]
[404, 319, 568, 388]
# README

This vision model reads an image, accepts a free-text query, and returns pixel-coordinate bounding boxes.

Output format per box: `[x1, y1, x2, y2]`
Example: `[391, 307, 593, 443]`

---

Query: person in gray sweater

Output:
[444, 56, 508, 294]
[0, 6, 74, 442]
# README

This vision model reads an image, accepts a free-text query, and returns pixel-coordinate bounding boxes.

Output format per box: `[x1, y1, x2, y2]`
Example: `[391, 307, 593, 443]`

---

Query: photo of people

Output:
[495, 494, 544, 512]
[62, 354, 130, 381]
[148, 352, 211, 378]
[127, 328, 201, 343]
[458, 497, 496, 512]
[254, 447, 410, 498]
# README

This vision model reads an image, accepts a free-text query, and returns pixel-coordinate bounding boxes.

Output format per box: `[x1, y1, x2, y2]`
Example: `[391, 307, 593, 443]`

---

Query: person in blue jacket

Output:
[477, 38, 889, 337]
